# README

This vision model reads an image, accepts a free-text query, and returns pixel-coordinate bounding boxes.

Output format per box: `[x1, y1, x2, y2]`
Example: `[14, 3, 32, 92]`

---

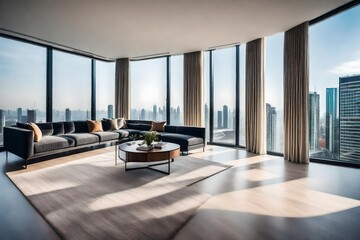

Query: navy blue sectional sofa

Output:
[3, 120, 205, 168]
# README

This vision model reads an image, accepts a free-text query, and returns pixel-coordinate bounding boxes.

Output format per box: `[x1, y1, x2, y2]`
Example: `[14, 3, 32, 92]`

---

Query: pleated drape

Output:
[184, 51, 203, 127]
[284, 22, 309, 164]
[115, 58, 130, 120]
[245, 38, 266, 154]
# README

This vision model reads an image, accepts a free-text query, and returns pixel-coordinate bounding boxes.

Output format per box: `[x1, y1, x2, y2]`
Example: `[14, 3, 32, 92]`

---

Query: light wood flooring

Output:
[1, 145, 359, 239]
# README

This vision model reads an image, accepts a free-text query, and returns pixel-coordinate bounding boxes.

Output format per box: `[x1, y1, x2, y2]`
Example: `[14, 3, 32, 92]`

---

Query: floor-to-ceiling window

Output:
[239, 45, 246, 146]
[213, 47, 236, 145]
[309, 4, 360, 162]
[130, 58, 167, 121]
[265, 33, 284, 153]
[0, 37, 46, 146]
[96, 61, 115, 119]
[53, 51, 91, 121]
[170, 55, 184, 125]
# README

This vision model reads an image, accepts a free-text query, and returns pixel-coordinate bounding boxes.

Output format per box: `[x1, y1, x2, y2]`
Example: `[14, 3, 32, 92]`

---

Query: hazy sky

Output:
[0, 5, 359, 115]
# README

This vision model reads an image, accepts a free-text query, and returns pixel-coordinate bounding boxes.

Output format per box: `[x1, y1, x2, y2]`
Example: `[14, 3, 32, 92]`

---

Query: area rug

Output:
[7, 152, 230, 240]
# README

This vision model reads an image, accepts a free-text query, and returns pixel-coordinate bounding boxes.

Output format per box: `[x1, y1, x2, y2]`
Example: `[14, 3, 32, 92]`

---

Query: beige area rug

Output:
[7, 151, 230, 240]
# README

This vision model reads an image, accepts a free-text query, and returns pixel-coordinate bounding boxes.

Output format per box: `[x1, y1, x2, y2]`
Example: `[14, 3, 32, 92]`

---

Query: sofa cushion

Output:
[91, 132, 119, 142]
[74, 121, 89, 133]
[150, 121, 166, 132]
[53, 122, 65, 135]
[61, 133, 99, 146]
[159, 133, 203, 149]
[113, 129, 130, 138]
[86, 120, 103, 133]
[27, 122, 43, 142]
[126, 123, 142, 130]
[101, 119, 118, 131]
[34, 136, 75, 153]
[36, 122, 54, 136]
[164, 125, 177, 133]
[64, 122, 75, 134]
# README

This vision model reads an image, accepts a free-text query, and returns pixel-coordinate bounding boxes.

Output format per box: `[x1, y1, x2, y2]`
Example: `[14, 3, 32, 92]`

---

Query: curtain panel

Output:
[115, 58, 130, 120]
[284, 22, 309, 164]
[245, 38, 266, 154]
[184, 51, 204, 127]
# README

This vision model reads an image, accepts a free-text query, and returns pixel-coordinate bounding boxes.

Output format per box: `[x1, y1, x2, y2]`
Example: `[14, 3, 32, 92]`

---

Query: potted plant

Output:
[142, 131, 158, 147]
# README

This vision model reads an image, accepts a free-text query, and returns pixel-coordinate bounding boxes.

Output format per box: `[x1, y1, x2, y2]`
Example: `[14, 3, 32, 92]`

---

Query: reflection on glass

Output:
[309, 5, 360, 162]
[96, 61, 115, 119]
[170, 55, 184, 125]
[213, 47, 236, 144]
[204, 51, 210, 142]
[265, 33, 284, 153]
[0, 37, 46, 146]
[130, 58, 167, 121]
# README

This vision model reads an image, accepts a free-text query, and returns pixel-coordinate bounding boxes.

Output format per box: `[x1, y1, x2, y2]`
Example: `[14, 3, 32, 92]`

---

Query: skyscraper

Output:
[0, 109, 4, 134]
[17, 108, 22, 122]
[339, 75, 360, 162]
[153, 105, 157, 120]
[107, 105, 114, 118]
[65, 108, 72, 121]
[223, 105, 229, 129]
[266, 103, 277, 151]
[140, 108, 146, 120]
[309, 92, 320, 151]
[217, 111, 223, 129]
[27, 109, 36, 123]
[325, 88, 339, 157]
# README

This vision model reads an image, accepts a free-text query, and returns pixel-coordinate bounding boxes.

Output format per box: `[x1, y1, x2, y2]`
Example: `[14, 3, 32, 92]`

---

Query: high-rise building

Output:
[140, 108, 146, 120]
[223, 105, 228, 129]
[153, 105, 157, 120]
[17, 108, 22, 122]
[325, 88, 339, 157]
[27, 109, 36, 123]
[217, 111, 223, 129]
[65, 108, 72, 121]
[107, 105, 114, 118]
[309, 92, 320, 151]
[266, 103, 277, 151]
[339, 75, 360, 162]
[0, 109, 4, 134]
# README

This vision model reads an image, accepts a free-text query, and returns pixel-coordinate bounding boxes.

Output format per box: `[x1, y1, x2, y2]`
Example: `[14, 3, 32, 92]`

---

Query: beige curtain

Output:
[246, 38, 266, 154]
[115, 58, 130, 119]
[284, 22, 309, 164]
[184, 51, 204, 126]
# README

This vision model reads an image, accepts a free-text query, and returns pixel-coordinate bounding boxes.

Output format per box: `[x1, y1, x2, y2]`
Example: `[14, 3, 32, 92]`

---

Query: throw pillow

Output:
[27, 122, 43, 142]
[103, 119, 118, 131]
[116, 118, 125, 129]
[86, 120, 103, 133]
[150, 121, 166, 132]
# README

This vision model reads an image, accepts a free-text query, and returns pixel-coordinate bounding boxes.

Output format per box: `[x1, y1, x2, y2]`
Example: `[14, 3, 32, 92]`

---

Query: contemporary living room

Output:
[0, 0, 360, 239]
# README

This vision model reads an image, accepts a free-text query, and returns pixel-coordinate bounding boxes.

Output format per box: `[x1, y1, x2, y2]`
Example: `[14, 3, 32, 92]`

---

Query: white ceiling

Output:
[0, 0, 351, 60]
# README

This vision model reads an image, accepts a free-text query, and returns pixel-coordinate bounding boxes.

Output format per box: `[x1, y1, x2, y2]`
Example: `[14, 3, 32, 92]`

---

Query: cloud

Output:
[330, 58, 360, 75]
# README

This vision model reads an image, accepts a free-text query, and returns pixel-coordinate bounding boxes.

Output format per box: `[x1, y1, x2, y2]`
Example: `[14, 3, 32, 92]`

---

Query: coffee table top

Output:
[119, 141, 180, 154]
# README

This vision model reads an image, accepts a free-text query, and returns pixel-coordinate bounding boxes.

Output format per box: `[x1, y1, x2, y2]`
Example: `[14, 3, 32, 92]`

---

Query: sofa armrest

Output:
[173, 126, 206, 141]
[4, 126, 34, 159]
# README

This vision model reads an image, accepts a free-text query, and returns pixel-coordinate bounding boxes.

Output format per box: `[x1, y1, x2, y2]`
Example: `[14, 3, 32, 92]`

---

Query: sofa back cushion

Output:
[36, 122, 54, 136]
[64, 122, 75, 134]
[53, 122, 65, 135]
[164, 125, 177, 133]
[74, 121, 89, 133]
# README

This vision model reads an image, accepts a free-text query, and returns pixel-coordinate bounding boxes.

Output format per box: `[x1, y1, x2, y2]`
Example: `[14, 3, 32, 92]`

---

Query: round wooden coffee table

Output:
[117, 141, 180, 175]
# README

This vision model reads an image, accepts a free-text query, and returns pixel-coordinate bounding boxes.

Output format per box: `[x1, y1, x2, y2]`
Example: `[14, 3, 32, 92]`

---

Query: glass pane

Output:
[130, 58, 167, 121]
[309, 5, 360, 162]
[96, 61, 115, 119]
[204, 51, 210, 142]
[53, 51, 91, 121]
[213, 47, 236, 145]
[239, 45, 246, 146]
[170, 55, 183, 125]
[265, 33, 284, 153]
[0, 37, 46, 146]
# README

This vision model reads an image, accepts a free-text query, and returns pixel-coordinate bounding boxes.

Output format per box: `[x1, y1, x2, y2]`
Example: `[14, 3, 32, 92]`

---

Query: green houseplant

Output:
[142, 131, 158, 146]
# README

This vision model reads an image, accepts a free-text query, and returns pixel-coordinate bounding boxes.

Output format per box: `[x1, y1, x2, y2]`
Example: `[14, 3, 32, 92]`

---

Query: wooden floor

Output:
[0, 146, 359, 239]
